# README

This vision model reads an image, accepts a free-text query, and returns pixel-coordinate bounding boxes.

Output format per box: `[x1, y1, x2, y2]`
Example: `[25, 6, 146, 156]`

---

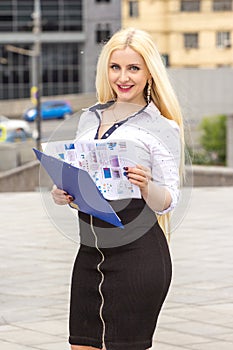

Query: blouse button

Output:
[105, 133, 109, 137]
[115, 124, 119, 128]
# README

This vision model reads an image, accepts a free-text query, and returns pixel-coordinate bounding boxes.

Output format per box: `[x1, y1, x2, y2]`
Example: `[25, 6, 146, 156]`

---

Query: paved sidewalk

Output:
[0, 187, 233, 350]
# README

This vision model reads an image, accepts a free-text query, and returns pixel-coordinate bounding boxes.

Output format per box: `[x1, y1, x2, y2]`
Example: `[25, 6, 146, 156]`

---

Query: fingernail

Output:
[123, 167, 128, 170]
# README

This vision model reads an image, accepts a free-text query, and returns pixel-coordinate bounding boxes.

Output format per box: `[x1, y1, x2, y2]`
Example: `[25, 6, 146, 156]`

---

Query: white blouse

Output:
[75, 101, 181, 215]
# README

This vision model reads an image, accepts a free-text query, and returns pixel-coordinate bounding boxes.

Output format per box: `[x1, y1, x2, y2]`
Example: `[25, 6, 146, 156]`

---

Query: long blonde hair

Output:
[96, 28, 185, 238]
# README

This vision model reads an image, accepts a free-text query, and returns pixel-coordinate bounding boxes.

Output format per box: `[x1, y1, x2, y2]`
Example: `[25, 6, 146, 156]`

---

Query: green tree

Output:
[199, 114, 226, 165]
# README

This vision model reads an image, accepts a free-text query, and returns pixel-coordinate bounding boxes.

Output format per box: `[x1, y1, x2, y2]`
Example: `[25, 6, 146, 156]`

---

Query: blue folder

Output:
[33, 148, 124, 228]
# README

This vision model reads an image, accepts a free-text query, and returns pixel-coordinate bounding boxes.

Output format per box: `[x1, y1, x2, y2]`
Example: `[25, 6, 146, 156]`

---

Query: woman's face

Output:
[108, 47, 150, 106]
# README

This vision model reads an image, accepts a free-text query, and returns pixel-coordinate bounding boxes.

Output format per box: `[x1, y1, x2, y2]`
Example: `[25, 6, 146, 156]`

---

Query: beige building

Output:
[122, 0, 233, 67]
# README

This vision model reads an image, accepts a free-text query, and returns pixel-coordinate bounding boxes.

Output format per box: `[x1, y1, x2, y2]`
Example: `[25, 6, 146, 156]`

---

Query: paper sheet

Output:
[42, 139, 141, 200]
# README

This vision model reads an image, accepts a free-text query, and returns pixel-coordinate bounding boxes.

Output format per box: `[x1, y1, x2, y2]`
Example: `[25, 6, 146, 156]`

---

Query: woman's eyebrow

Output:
[127, 63, 141, 66]
[109, 62, 142, 66]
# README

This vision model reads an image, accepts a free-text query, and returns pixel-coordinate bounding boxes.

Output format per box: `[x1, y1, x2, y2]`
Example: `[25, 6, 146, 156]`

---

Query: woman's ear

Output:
[148, 75, 153, 85]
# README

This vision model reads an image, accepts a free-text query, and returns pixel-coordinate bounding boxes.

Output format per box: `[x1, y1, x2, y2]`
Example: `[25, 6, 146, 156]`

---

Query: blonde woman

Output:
[52, 28, 184, 350]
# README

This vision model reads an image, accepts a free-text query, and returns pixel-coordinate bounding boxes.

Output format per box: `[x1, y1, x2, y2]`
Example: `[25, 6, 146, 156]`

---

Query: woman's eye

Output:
[110, 64, 120, 70]
[130, 66, 140, 71]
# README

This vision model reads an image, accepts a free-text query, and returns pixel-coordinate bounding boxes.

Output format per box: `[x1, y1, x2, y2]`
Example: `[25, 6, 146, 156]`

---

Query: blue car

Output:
[23, 100, 73, 121]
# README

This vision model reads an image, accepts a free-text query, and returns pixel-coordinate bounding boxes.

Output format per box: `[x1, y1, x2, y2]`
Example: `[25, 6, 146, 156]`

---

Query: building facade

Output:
[122, 0, 233, 67]
[0, 0, 121, 100]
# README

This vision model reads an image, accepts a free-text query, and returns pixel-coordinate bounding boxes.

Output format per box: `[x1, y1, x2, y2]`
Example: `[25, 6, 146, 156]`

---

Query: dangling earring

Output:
[147, 78, 152, 104]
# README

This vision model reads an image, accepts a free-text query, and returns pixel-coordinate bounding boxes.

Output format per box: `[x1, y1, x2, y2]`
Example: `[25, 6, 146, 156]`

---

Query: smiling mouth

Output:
[117, 85, 133, 91]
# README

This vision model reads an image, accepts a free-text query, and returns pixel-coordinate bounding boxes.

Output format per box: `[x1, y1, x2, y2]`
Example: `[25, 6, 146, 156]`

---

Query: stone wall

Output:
[0, 141, 36, 171]
[0, 161, 52, 192]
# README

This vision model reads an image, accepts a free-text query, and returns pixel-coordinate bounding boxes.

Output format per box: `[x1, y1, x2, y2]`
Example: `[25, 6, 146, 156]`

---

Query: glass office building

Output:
[0, 0, 121, 100]
[0, 41, 81, 99]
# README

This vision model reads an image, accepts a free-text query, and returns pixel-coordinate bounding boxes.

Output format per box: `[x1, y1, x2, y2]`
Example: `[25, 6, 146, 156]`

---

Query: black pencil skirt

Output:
[69, 199, 172, 350]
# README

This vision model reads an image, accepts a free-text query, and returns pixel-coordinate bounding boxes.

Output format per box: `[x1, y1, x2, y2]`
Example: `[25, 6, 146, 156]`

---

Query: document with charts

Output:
[33, 148, 124, 228]
[42, 139, 141, 200]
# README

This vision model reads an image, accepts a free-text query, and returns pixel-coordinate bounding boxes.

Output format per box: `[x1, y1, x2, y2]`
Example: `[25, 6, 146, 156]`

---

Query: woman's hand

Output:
[126, 164, 171, 212]
[51, 185, 74, 205]
[125, 164, 152, 195]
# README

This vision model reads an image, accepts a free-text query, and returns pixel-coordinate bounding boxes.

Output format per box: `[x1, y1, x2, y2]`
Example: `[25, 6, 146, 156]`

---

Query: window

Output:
[96, 23, 111, 43]
[41, 0, 59, 31]
[184, 33, 199, 48]
[213, 0, 232, 11]
[17, 1, 34, 32]
[129, 1, 139, 17]
[42, 43, 81, 97]
[0, 1, 12, 11]
[181, 1, 200, 11]
[0, 0, 83, 33]
[41, 0, 83, 32]
[0, 43, 31, 99]
[216, 32, 231, 48]
[0, 0, 13, 31]
[0, 16, 13, 32]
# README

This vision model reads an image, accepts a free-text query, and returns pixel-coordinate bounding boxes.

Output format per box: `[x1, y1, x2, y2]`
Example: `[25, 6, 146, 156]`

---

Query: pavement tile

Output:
[0, 329, 64, 346]
[0, 324, 22, 333]
[34, 342, 70, 350]
[157, 313, 188, 325]
[161, 305, 233, 327]
[186, 341, 233, 350]
[214, 332, 233, 342]
[0, 306, 67, 324]
[152, 342, 191, 350]
[12, 319, 68, 337]
[154, 328, 212, 346]
[160, 320, 232, 338]
[201, 303, 233, 315]
[0, 340, 37, 350]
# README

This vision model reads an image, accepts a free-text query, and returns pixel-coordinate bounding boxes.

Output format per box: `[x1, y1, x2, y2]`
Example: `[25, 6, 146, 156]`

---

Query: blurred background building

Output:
[1, 0, 233, 101]
[0, 0, 233, 131]
[122, 0, 233, 68]
[0, 0, 121, 100]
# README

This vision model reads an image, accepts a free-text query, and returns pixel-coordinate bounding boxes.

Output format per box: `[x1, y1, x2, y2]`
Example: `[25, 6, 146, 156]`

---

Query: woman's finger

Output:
[126, 164, 151, 189]
[51, 186, 73, 205]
